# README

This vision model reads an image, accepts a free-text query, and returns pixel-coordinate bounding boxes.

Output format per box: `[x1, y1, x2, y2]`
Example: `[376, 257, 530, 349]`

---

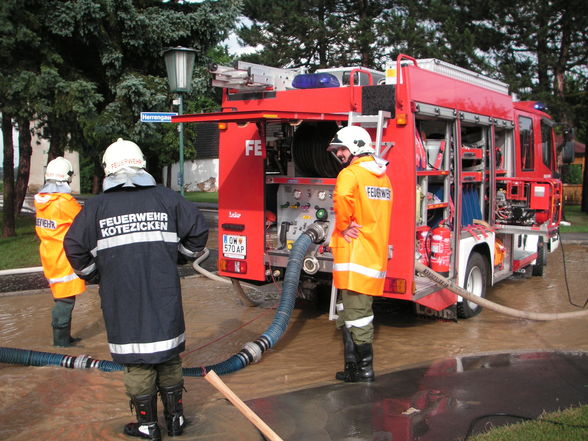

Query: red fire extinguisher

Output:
[416, 226, 431, 266]
[430, 224, 452, 276]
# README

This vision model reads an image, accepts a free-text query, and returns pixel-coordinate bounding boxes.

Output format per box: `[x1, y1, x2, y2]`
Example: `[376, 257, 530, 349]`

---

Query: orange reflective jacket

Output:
[329, 156, 393, 296]
[34, 193, 85, 298]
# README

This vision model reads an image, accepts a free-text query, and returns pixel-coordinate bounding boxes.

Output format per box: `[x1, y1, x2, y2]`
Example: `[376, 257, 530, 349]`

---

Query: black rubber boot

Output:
[355, 343, 375, 382]
[124, 393, 162, 441]
[159, 382, 187, 436]
[335, 327, 359, 382]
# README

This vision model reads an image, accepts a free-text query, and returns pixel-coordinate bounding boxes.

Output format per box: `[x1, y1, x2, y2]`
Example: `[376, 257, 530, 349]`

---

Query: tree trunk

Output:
[582, 154, 588, 213]
[92, 158, 103, 194]
[15, 117, 32, 215]
[553, 6, 572, 128]
[166, 164, 172, 188]
[357, 0, 372, 67]
[535, 4, 550, 94]
[92, 175, 101, 194]
[46, 114, 66, 160]
[2, 113, 16, 237]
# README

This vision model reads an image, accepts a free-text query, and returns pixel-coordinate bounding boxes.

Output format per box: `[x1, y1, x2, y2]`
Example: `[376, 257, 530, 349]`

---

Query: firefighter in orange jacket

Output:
[34, 157, 85, 347]
[327, 126, 392, 383]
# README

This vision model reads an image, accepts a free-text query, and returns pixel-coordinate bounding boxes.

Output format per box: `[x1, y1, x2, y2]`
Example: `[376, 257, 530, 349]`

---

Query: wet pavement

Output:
[0, 237, 587, 440]
[247, 351, 588, 441]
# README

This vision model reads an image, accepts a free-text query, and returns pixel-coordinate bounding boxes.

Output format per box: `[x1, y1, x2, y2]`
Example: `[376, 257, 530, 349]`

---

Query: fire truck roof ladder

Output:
[348, 111, 393, 157]
[209, 61, 299, 92]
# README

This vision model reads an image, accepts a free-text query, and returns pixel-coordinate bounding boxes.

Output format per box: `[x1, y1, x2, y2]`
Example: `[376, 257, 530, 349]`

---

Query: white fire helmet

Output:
[102, 138, 146, 176]
[45, 157, 74, 183]
[327, 126, 374, 156]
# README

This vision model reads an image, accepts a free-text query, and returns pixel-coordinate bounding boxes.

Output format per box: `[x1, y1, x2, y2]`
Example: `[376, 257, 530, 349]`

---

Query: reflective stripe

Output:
[333, 262, 386, 279]
[109, 333, 185, 355]
[97, 231, 178, 251]
[178, 243, 198, 258]
[345, 315, 374, 329]
[336, 302, 345, 312]
[49, 273, 80, 284]
[78, 262, 96, 276]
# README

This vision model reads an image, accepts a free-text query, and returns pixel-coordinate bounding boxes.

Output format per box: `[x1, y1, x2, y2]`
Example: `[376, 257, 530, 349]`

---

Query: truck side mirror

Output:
[562, 141, 575, 164]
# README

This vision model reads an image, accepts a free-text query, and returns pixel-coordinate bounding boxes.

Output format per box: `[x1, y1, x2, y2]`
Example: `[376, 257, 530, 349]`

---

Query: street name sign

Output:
[140, 112, 178, 123]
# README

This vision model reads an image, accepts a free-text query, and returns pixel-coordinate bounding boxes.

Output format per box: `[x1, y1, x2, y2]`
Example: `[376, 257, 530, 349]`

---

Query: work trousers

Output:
[335, 289, 374, 344]
[123, 355, 183, 397]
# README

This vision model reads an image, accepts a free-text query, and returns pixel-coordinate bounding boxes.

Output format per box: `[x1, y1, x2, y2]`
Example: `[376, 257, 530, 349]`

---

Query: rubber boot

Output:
[355, 343, 375, 382]
[52, 323, 81, 347]
[335, 327, 359, 382]
[159, 382, 187, 436]
[124, 393, 162, 441]
[52, 326, 72, 347]
[52, 299, 80, 346]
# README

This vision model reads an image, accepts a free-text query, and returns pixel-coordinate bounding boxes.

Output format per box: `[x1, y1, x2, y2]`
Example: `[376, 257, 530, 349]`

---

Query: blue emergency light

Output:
[533, 102, 547, 111]
[292, 73, 340, 89]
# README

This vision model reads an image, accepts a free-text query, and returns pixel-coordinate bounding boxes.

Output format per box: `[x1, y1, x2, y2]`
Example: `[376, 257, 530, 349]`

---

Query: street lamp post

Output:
[163, 46, 197, 196]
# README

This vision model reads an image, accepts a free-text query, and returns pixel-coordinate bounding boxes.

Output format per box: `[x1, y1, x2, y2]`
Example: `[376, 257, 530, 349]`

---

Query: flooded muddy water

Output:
[0, 242, 587, 440]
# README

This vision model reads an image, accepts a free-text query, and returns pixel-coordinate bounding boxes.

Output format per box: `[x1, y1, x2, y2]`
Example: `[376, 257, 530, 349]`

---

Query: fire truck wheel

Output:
[531, 237, 546, 277]
[457, 252, 488, 319]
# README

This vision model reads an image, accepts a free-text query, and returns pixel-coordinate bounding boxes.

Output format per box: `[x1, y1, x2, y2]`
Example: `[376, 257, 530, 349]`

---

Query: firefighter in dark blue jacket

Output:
[64, 139, 208, 441]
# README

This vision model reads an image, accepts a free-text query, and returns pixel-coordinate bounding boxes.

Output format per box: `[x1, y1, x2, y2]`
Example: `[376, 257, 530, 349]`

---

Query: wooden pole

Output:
[204, 370, 284, 441]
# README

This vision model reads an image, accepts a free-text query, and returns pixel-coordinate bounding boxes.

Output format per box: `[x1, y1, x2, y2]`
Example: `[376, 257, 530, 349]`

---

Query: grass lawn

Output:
[470, 405, 588, 441]
[183, 191, 218, 204]
[0, 213, 41, 270]
[561, 204, 588, 233]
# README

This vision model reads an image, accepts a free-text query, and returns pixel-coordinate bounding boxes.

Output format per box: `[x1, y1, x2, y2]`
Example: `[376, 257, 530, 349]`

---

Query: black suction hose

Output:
[184, 231, 315, 376]
[0, 225, 326, 376]
[0, 348, 123, 372]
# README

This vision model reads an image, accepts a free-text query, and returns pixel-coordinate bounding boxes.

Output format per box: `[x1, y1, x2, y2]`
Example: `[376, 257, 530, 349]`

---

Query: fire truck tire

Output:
[531, 237, 546, 277]
[457, 252, 488, 319]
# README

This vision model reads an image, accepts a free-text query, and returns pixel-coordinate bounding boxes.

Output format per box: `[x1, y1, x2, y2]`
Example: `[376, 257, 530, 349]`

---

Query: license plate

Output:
[222, 234, 247, 259]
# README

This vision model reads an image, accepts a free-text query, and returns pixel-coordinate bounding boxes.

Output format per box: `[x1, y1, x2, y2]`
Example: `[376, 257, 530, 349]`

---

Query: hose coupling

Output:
[304, 222, 328, 244]
[74, 354, 98, 369]
[240, 341, 264, 365]
[303, 256, 320, 275]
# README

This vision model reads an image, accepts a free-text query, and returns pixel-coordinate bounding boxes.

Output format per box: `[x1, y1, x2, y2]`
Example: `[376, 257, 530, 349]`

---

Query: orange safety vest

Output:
[329, 156, 393, 296]
[34, 192, 85, 298]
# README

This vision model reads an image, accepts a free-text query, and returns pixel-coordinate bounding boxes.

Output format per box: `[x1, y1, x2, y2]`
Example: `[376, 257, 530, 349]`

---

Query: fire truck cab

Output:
[175, 54, 562, 319]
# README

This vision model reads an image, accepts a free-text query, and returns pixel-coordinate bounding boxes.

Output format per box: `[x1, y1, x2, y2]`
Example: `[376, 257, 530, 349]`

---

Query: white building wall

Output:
[0, 117, 81, 195]
[28, 129, 81, 194]
[165, 158, 219, 192]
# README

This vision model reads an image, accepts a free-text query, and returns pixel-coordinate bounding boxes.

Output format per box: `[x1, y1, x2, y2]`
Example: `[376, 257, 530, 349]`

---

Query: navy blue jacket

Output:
[64, 185, 208, 364]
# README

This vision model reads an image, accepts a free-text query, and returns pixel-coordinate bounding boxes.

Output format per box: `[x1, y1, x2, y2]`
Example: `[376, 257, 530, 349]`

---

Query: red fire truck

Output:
[175, 54, 563, 319]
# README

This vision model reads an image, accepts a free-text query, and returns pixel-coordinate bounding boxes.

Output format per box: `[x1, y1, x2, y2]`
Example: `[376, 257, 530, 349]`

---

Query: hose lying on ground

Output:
[0, 229, 320, 376]
[415, 261, 588, 321]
